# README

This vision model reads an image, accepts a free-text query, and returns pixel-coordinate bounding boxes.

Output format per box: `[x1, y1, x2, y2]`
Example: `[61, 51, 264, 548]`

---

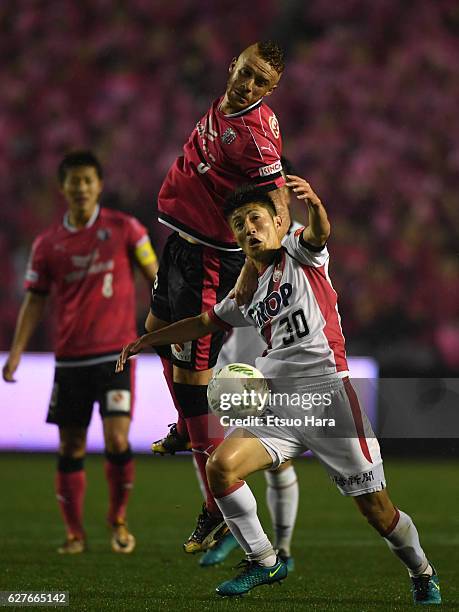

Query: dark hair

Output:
[257, 41, 285, 74]
[58, 150, 103, 184]
[224, 184, 277, 219]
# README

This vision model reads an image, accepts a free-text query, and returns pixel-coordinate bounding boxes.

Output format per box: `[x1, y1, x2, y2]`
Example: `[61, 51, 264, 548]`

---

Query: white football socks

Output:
[215, 482, 277, 567]
[265, 465, 299, 557]
[384, 510, 431, 576]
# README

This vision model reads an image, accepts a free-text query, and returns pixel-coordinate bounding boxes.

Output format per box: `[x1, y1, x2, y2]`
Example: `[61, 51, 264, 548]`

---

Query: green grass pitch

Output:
[1, 454, 457, 611]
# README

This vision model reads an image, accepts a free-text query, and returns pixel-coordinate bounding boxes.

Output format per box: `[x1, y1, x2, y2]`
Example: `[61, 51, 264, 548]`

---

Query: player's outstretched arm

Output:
[285, 175, 330, 246]
[116, 312, 219, 372]
[270, 187, 291, 239]
[2, 291, 48, 382]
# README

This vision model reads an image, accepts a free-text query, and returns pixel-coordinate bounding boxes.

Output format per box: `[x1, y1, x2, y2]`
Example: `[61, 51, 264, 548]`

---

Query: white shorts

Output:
[244, 375, 385, 496]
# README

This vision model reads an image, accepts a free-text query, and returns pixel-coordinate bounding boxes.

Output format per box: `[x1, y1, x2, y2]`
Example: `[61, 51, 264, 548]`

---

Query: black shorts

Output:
[46, 359, 135, 428]
[151, 233, 245, 370]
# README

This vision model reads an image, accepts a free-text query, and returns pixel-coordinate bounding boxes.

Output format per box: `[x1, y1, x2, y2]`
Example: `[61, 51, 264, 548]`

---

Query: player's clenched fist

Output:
[285, 174, 322, 207]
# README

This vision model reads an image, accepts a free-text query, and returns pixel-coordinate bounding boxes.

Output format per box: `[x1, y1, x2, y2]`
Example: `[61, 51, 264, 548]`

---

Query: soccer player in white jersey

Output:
[116, 178, 441, 604]
[201, 158, 302, 569]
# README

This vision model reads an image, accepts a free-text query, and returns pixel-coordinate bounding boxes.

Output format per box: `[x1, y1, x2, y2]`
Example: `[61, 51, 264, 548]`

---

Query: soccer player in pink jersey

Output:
[3, 151, 158, 554]
[147, 41, 291, 552]
[117, 177, 440, 604]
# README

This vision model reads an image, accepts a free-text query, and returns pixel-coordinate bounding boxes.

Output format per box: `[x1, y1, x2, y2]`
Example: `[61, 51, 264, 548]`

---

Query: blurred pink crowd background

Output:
[1, 0, 458, 375]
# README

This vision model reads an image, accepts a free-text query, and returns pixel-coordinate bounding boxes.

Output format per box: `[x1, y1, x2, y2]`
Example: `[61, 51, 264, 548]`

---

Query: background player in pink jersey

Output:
[116, 178, 440, 604]
[147, 41, 291, 552]
[2, 151, 158, 554]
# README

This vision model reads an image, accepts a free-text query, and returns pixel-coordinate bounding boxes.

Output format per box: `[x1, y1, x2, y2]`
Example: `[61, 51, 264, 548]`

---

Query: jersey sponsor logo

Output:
[106, 390, 131, 413]
[269, 114, 280, 139]
[65, 249, 114, 283]
[221, 127, 237, 145]
[71, 250, 99, 268]
[248, 282, 293, 328]
[171, 341, 192, 362]
[258, 159, 282, 177]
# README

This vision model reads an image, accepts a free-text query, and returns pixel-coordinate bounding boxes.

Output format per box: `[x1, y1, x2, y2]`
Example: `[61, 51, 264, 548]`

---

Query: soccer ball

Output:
[207, 363, 269, 419]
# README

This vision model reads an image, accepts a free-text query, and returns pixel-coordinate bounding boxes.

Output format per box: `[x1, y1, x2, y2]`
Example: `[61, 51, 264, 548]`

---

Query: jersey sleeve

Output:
[125, 216, 157, 266]
[208, 296, 253, 330]
[237, 115, 285, 192]
[24, 235, 52, 294]
[283, 228, 330, 267]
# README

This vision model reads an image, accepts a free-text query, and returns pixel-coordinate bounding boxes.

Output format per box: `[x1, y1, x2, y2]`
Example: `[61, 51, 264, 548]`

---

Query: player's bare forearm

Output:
[269, 186, 291, 239]
[9, 292, 47, 355]
[286, 175, 330, 246]
[232, 258, 258, 306]
[2, 291, 47, 382]
[116, 312, 219, 372]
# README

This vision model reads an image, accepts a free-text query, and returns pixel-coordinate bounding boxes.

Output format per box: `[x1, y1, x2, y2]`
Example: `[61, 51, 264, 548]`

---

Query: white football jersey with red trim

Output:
[210, 229, 349, 378]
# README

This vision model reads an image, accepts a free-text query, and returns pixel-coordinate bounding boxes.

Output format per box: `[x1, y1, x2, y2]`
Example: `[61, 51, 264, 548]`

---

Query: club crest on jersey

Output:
[248, 282, 293, 328]
[269, 114, 280, 139]
[97, 228, 111, 241]
[221, 127, 237, 145]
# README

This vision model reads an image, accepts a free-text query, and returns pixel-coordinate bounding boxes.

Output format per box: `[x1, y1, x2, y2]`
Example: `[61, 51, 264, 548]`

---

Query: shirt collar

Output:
[219, 97, 263, 118]
[63, 205, 100, 232]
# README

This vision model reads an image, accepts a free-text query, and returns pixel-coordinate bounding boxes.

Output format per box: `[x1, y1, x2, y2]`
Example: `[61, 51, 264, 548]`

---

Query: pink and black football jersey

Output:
[158, 97, 285, 250]
[209, 230, 349, 378]
[24, 207, 148, 361]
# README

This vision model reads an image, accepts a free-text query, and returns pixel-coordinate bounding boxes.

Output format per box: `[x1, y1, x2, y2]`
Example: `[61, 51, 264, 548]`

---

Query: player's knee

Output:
[105, 432, 129, 454]
[59, 438, 86, 458]
[206, 451, 233, 490]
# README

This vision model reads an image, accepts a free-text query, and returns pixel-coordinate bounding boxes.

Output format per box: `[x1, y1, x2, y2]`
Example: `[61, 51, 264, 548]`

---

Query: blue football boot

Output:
[411, 565, 441, 605]
[200, 532, 239, 567]
[216, 557, 288, 597]
[278, 552, 295, 572]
